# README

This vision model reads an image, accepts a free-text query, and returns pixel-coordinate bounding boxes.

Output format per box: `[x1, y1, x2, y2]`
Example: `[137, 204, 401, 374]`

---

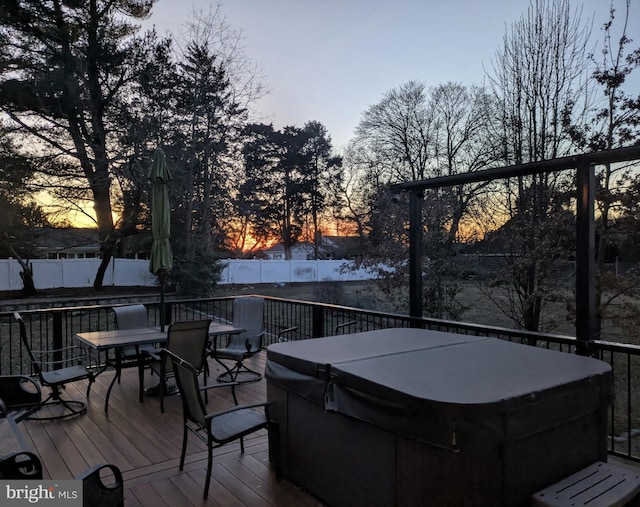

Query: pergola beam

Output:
[390, 145, 640, 345]
[392, 145, 640, 192]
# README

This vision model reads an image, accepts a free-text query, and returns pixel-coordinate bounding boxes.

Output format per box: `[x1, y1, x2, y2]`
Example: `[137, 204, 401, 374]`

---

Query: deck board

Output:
[17, 352, 324, 506]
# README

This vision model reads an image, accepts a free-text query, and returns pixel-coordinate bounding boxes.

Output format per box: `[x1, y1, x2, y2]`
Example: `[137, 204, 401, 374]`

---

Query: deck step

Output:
[531, 461, 640, 507]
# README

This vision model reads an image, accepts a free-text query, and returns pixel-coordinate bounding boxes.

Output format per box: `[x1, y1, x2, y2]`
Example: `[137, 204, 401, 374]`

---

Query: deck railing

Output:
[2, 294, 639, 463]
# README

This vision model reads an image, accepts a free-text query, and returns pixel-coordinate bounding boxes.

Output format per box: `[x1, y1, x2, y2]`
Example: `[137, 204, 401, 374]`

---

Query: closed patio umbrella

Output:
[148, 148, 172, 332]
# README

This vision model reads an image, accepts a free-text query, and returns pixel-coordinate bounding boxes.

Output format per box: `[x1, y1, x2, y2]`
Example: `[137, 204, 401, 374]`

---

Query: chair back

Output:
[14, 313, 42, 378]
[163, 320, 211, 374]
[76, 463, 124, 507]
[165, 349, 208, 428]
[113, 305, 149, 329]
[0, 375, 41, 412]
[232, 297, 265, 352]
[0, 451, 43, 480]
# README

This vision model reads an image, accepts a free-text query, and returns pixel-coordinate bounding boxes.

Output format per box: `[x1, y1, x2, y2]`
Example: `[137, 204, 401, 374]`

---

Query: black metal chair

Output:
[0, 452, 123, 506]
[145, 319, 211, 413]
[0, 375, 41, 422]
[335, 320, 358, 335]
[277, 326, 299, 342]
[14, 312, 94, 421]
[112, 304, 158, 403]
[210, 297, 266, 382]
[77, 463, 124, 507]
[166, 349, 271, 499]
[0, 451, 42, 479]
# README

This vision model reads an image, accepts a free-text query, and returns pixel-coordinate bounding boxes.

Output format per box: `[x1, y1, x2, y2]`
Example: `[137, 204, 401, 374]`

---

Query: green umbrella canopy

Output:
[148, 149, 173, 275]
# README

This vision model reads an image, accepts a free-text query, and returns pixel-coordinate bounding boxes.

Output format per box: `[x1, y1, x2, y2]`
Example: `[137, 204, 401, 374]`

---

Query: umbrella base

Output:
[144, 383, 178, 397]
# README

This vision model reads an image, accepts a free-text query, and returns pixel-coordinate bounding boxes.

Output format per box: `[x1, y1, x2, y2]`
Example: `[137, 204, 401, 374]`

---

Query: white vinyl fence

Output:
[0, 258, 376, 291]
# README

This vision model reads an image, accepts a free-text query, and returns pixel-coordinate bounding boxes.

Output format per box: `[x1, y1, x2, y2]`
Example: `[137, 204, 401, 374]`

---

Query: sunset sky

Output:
[144, 0, 638, 150]
[63, 0, 639, 228]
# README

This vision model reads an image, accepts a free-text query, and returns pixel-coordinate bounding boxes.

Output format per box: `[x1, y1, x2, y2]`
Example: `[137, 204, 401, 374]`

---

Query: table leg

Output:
[104, 349, 122, 415]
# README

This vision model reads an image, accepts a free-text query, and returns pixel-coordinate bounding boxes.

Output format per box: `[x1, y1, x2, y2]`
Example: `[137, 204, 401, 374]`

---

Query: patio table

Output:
[266, 328, 612, 507]
[75, 323, 244, 413]
[76, 327, 166, 413]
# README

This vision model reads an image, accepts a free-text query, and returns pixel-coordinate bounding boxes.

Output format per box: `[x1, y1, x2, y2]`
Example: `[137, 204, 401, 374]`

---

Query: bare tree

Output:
[485, 0, 593, 332]
[355, 81, 435, 183]
[348, 81, 495, 317]
[336, 143, 374, 241]
[564, 0, 640, 339]
[430, 83, 498, 244]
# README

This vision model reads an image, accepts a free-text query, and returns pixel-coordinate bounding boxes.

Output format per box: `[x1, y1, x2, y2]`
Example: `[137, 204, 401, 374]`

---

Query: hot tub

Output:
[266, 329, 612, 507]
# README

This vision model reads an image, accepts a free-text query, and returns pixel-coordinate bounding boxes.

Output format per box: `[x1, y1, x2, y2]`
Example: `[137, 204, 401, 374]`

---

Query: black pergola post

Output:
[576, 162, 597, 353]
[312, 305, 324, 338]
[409, 190, 423, 322]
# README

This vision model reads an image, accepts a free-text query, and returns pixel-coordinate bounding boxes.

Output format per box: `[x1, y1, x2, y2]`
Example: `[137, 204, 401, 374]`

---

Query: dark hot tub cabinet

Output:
[265, 329, 612, 507]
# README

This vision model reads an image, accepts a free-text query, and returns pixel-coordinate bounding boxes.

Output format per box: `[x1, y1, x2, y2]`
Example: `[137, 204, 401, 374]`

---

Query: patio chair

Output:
[334, 320, 357, 335]
[277, 326, 299, 342]
[145, 319, 211, 413]
[165, 349, 271, 499]
[14, 312, 94, 421]
[113, 304, 158, 403]
[211, 297, 266, 382]
[0, 452, 123, 506]
[0, 375, 41, 422]
[77, 463, 124, 507]
[0, 451, 42, 479]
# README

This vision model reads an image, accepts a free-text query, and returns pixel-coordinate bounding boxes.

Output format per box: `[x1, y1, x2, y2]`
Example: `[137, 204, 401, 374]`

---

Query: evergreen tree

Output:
[0, 0, 158, 289]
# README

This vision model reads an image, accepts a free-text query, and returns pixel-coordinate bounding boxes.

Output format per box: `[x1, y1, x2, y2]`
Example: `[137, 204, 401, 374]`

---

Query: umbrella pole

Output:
[160, 272, 165, 332]
[146, 271, 177, 397]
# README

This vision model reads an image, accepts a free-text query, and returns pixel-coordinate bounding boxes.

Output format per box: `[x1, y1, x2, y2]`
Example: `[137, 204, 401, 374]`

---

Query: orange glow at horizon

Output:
[34, 190, 125, 229]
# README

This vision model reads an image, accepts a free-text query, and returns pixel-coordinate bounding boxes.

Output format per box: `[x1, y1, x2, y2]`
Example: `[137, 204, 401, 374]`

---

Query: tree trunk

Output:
[19, 267, 37, 298]
[90, 180, 116, 290]
[93, 252, 112, 290]
[4, 234, 37, 297]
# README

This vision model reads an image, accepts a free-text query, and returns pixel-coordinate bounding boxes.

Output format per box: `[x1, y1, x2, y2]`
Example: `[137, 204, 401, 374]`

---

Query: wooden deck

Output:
[16, 353, 324, 506]
[14, 349, 640, 507]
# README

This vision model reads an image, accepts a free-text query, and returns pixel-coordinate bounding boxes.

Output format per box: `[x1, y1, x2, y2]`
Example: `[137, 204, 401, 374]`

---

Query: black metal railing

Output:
[1, 294, 638, 462]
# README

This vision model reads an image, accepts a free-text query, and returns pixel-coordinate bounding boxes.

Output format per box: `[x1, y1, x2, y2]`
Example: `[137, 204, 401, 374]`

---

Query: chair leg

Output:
[138, 364, 145, 403]
[159, 378, 165, 414]
[15, 392, 53, 422]
[179, 424, 188, 471]
[215, 358, 262, 383]
[58, 398, 87, 416]
[237, 363, 263, 382]
[213, 357, 237, 382]
[86, 377, 93, 399]
[25, 387, 87, 421]
[204, 434, 213, 499]
[202, 372, 208, 404]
